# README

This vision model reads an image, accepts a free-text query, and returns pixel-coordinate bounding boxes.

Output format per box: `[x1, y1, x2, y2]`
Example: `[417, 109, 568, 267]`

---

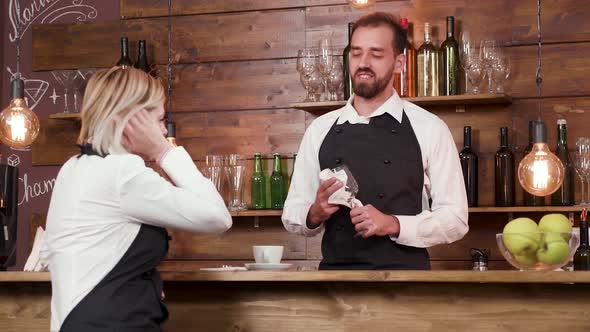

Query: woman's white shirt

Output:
[40, 147, 232, 331]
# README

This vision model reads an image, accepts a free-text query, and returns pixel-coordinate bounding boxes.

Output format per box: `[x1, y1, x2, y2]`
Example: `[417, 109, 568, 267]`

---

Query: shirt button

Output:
[391, 129, 397, 134]
[378, 193, 385, 199]
[335, 128, 343, 134]
[335, 158, 342, 164]
[384, 159, 391, 164]
[336, 225, 343, 231]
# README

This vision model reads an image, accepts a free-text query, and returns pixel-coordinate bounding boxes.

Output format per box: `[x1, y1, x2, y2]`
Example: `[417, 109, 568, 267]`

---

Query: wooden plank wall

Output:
[30, 0, 590, 270]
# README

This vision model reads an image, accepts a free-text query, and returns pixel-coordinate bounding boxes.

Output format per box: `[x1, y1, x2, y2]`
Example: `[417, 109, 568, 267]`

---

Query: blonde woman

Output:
[40, 67, 232, 332]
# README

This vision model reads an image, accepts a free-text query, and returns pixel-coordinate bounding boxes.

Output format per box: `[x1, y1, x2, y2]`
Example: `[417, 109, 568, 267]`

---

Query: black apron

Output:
[60, 145, 170, 332]
[318, 111, 430, 270]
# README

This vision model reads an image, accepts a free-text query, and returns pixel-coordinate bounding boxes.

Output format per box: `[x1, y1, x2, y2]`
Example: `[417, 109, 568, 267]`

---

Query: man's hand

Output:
[306, 178, 343, 229]
[350, 204, 400, 238]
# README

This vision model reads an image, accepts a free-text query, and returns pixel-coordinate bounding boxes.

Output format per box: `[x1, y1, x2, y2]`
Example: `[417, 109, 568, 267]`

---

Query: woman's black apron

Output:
[60, 145, 170, 331]
[318, 111, 430, 270]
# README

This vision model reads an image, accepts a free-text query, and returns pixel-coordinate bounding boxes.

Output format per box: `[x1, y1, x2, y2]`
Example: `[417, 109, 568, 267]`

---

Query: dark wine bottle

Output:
[551, 119, 575, 206]
[495, 127, 515, 206]
[459, 126, 478, 207]
[343, 22, 354, 100]
[574, 215, 590, 271]
[441, 16, 459, 96]
[116, 37, 133, 68]
[523, 121, 545, 206]
[135, 40, 150, 74]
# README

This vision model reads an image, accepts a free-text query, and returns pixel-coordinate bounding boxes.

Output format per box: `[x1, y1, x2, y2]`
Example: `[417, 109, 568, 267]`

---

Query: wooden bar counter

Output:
[2, 269, 590, 332]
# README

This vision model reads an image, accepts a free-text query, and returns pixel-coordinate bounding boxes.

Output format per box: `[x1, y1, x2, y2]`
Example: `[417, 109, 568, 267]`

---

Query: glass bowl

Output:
[496, 232, 579, 271]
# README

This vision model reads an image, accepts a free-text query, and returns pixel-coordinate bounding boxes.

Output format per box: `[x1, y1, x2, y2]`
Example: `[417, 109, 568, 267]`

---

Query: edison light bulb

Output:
[348, 0, 376, 9]
[0, 97, 40, 150]
[518, 142, 565, 196]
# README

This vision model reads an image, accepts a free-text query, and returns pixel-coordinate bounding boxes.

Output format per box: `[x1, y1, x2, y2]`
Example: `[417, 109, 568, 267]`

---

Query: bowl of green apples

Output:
[496, 214, 580, 271]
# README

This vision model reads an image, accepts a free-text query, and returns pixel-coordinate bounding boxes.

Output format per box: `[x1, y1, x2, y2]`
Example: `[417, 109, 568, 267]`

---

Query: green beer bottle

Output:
[270, 153, 286, 209]
[250, 153, 266, 209]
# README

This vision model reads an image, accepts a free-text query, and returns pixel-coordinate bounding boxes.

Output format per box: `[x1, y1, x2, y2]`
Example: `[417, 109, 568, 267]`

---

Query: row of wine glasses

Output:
[296, 38, 344, 102]
[51, 69, 96, 113]
[460, 36, 511, 94]
[574, 138, 590, 206]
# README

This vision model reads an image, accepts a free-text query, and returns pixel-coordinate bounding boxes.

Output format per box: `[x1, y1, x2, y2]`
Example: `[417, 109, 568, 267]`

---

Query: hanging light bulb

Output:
[518, 121, 564, 196]
[518, 0, 564, 196]
[166, 117, 177, 147]
[0, 78, 40, 150]
[348, 0, 376, 9]
[0, 0, 40, 150]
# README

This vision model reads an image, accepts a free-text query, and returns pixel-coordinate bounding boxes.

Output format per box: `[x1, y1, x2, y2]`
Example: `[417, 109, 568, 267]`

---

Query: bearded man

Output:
[282, 12, 469, 270]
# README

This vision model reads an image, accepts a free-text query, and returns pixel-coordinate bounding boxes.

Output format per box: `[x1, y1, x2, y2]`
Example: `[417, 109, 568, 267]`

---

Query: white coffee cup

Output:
[253, 245, 283, 264]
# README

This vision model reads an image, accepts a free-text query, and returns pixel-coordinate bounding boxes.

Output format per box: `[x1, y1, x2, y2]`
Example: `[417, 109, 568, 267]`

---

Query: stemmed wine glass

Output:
[480, 40, 500, 93]
[317, 38, 333, 101]
[327, 60, 344, 101]
[574, 137, 590, 206]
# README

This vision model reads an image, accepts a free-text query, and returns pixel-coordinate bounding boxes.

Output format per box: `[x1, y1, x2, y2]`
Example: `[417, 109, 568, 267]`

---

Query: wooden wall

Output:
[30, 0, 590, 270]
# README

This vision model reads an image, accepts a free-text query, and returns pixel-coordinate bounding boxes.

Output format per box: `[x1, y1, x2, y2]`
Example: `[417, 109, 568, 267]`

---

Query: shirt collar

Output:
[337, 89, 404, 125]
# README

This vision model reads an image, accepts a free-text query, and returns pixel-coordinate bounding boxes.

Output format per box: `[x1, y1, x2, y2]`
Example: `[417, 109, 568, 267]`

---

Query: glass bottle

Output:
[417, 22, 440, 97]
[459, 126, 478, 207]
[116, 37, 133, 68]
[270, 153, 286, 209]
[551, 119, 575, 205]
[250, 153, 266, 209]
[495, 127, 515, 206]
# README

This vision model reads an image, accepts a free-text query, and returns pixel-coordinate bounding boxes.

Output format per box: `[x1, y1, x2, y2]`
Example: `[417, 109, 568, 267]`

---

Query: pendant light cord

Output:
[535, 0, 542, 121]
[166, 0, 173, 121]
[14, 0, 22, 80]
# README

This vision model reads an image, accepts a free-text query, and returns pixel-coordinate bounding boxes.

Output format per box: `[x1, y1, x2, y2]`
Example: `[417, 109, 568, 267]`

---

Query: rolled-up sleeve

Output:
[394, 119, 469, 248]
[282, 121, 325, 237]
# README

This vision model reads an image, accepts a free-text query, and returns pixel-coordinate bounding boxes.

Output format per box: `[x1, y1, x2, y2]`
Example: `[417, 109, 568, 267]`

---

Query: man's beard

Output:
[352, 67, 394, 99]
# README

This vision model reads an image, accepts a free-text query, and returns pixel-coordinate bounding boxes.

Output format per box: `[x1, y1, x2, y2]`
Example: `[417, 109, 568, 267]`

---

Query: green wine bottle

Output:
[441, 16, 459, 96]
[270, 153, 286, 209]
[551, 119, 575, 206]
[250, 153, 266, 209]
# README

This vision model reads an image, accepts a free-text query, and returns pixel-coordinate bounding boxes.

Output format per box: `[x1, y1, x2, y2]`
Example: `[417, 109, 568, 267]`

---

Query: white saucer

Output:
[244, 263, 292, 271]
[200, 266, 247, 271]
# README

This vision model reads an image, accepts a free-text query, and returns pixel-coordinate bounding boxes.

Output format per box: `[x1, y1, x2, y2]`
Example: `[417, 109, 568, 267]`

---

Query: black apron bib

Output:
[318, 111, 430, 270]
[60, 146, 170, 331]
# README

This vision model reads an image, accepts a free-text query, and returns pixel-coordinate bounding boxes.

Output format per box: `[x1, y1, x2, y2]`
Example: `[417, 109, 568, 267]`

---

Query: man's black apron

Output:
[318, 111, 430, 270]
[60, 145, 170, 331]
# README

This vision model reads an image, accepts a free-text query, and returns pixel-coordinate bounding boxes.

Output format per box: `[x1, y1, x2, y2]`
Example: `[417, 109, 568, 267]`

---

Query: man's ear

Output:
[393, 53, 406, 74]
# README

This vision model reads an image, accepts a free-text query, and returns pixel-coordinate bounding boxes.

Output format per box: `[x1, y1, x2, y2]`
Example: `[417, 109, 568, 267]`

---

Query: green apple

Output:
[539, 213, 572, 241]
[502, 217, 541, 255]
[514, 253, 538, 266]
[536, 233, 570, 265]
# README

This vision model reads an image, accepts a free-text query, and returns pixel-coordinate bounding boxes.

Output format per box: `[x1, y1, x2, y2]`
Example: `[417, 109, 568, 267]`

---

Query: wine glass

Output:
[307, 70, 325, 102]
[52, 70, 77, 113]
[574, 137, 590, 206]
[480, 40, 500, 93]
[327, 60, 344, 101]
[317, 38, 333, 101]
[71, 69, 95, 113]
[491, 55, 511, 94]
[465, 58, 485, 94]
[297, 48, 317, 102]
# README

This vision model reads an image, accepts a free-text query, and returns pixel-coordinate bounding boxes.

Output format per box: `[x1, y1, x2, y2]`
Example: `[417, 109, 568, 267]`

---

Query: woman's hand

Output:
[121, 109, 170, 161]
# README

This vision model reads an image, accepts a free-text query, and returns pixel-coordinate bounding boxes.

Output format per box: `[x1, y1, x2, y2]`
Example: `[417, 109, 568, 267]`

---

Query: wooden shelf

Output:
[229, 206, 582, 218]
[49, 113, 81, 120]
[469, 206, 583, 213]
[229, 210, 283, 217]
[290, 94, 512, 113]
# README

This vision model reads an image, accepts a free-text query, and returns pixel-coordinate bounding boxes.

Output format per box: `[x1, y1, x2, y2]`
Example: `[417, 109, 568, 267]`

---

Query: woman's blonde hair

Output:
[77, 66, 165, 155]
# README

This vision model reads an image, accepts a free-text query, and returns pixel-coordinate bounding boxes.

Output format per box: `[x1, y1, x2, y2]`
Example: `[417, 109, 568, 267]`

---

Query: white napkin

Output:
[23, 226, 48, 272]
[319, 168, 363, 208]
